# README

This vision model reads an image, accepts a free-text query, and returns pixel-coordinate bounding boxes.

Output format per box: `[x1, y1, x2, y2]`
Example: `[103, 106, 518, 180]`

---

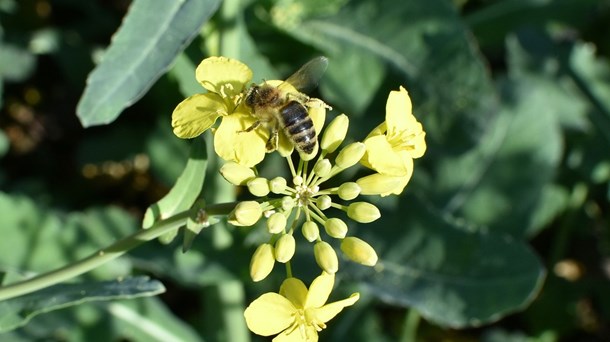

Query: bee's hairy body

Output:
[245, 84, 316, 154]
[242, 56, 329, 156]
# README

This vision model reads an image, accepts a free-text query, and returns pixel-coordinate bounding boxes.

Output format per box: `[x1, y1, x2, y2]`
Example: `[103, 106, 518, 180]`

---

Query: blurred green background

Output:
[1, 0, 610, 341]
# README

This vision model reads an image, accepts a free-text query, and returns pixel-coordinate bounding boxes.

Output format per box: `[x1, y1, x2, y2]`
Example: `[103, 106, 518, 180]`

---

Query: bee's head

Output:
[244, 85, 260, 108]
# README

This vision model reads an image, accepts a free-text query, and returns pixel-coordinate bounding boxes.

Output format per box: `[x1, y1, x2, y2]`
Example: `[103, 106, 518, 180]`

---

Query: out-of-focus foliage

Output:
[1, 0, 609, 340]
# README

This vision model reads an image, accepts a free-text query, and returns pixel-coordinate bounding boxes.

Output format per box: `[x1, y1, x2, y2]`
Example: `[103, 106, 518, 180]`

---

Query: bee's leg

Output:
[238, 120, 261, 133]
[306, 97, 332, 110]
[266, 127, 279, 152]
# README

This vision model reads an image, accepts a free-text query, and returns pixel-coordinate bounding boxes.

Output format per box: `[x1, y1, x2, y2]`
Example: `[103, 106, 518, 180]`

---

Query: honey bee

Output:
[242, 56, 329, 155]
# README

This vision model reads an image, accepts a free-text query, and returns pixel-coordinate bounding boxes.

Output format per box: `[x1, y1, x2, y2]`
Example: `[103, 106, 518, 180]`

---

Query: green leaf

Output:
[432, 76, 562, 237]
[358, 197, 545, 328]
[0, 276, 165, 333]
[76, 0, 221, 127]
[274, 0, 498, 150]
[142, 137, 207, 244]
[107, 297, 202, 342]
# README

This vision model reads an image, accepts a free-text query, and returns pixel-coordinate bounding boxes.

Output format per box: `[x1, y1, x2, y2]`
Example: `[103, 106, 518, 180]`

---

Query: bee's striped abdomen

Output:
[280, 101, 317, 154]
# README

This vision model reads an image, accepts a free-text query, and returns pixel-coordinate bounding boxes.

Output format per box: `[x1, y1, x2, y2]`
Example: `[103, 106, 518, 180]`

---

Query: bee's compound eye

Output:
[245, 87, 258, 107]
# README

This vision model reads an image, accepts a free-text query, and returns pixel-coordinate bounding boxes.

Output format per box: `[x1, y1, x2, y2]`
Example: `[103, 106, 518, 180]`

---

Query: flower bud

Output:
[299, 144, 319, 161]
[320, 114, 349, 153]
[247, 177, 270, 197]
[335, 142, 366, 169]
[356, 173, 403, 196]
[267, 212, 287, 234]
[275, 234, 296, 263]
[308, 99, 328, 135]
[324, 218, 347, 239]
[281, 196, 295, 211]
[302, 221, 319, 242]
[314, 241, 338, 274]
[347, 202, 381, 223]
[250, 243, 275, 282]
[316, 195, 332, 211]
[220, 162, 255, 185]
[313, 158, 332, 178]
[341, 237, 378, 266]
[228, 201, 262, 227]
[338, 182, 361, 200]
[269, 177, 287, 194]
[293, 175, 303, 186]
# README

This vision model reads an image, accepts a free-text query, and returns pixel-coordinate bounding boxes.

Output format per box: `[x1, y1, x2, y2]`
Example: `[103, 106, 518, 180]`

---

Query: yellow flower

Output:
[171, 56, 267, 167]
[360, 86, 426, 196]
[172, 56, 329, 167]
[244, 273, 359, 341]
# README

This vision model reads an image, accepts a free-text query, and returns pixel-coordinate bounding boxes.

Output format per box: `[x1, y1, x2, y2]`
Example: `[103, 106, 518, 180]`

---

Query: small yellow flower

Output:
[172, 57, 271, 166]
[244, 273, 359, 341]
[360, 86, 426, 196]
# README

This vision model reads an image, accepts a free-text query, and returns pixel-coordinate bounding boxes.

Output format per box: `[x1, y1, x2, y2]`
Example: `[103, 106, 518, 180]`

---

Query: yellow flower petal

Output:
[386, 86, 413, 137]
[314, 293, 360, 324]
[171, 93, 226, 138]
[305, 273, 334, 309]
[308, 103, 326, 137]
[361, 135, 407, 176]
[365, 121, 387, 140]
[214, 111, 268, 167]
[196, 56, 252, 96]
[280, 277, 308, 309]
[274, 326, 318, 342]
[277, 130, 295, 157]
[244, 293, 296, 336]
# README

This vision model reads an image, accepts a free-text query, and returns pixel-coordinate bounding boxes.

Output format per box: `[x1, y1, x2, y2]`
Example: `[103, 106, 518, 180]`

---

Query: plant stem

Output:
[400, 309, 420, 342]
[0, 209, 194, 301]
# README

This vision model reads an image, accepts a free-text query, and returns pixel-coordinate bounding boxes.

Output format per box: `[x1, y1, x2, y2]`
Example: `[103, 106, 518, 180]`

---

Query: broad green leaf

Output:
[432, 75, 562, 237]
[142, 137, 207, 244]
[107, 297, 202, 342]
[76, 0, 221, 127]
[273, 0, 498, 151]
[0, 276, 165, 333]
[356, 196, 545, 328]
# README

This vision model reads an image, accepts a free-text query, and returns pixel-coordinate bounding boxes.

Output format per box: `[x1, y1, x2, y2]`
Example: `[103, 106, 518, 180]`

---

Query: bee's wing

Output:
[281, 56, 328, 94]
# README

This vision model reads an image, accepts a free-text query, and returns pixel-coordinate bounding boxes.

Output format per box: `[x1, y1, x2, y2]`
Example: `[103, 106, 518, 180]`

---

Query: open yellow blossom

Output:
[172, 57, 328, 167]
[172, 56, 271, 166]
[244, 273, 359, 341]
[360, 86, 426, 196]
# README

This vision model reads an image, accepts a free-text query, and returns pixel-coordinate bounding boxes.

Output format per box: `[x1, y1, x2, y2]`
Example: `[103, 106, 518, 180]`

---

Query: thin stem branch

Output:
[0, 208, 195, 301]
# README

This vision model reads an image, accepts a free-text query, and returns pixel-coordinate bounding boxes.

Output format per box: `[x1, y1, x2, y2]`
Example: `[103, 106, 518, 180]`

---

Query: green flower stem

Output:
[399, 309, 421, 342]
[219, 0, 241, 58]
[0, 202, 240, 301]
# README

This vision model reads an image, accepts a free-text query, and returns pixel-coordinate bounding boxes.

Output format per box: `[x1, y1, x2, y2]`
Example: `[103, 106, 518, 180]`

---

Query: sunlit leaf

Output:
[142, 137, 207, 244]
[77, 0, 221, 127]
[0, 276, 164, 333]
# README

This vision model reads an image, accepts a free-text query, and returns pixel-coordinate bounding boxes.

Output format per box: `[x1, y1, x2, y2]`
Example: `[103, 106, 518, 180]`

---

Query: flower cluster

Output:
[171, 56, 426, 341]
